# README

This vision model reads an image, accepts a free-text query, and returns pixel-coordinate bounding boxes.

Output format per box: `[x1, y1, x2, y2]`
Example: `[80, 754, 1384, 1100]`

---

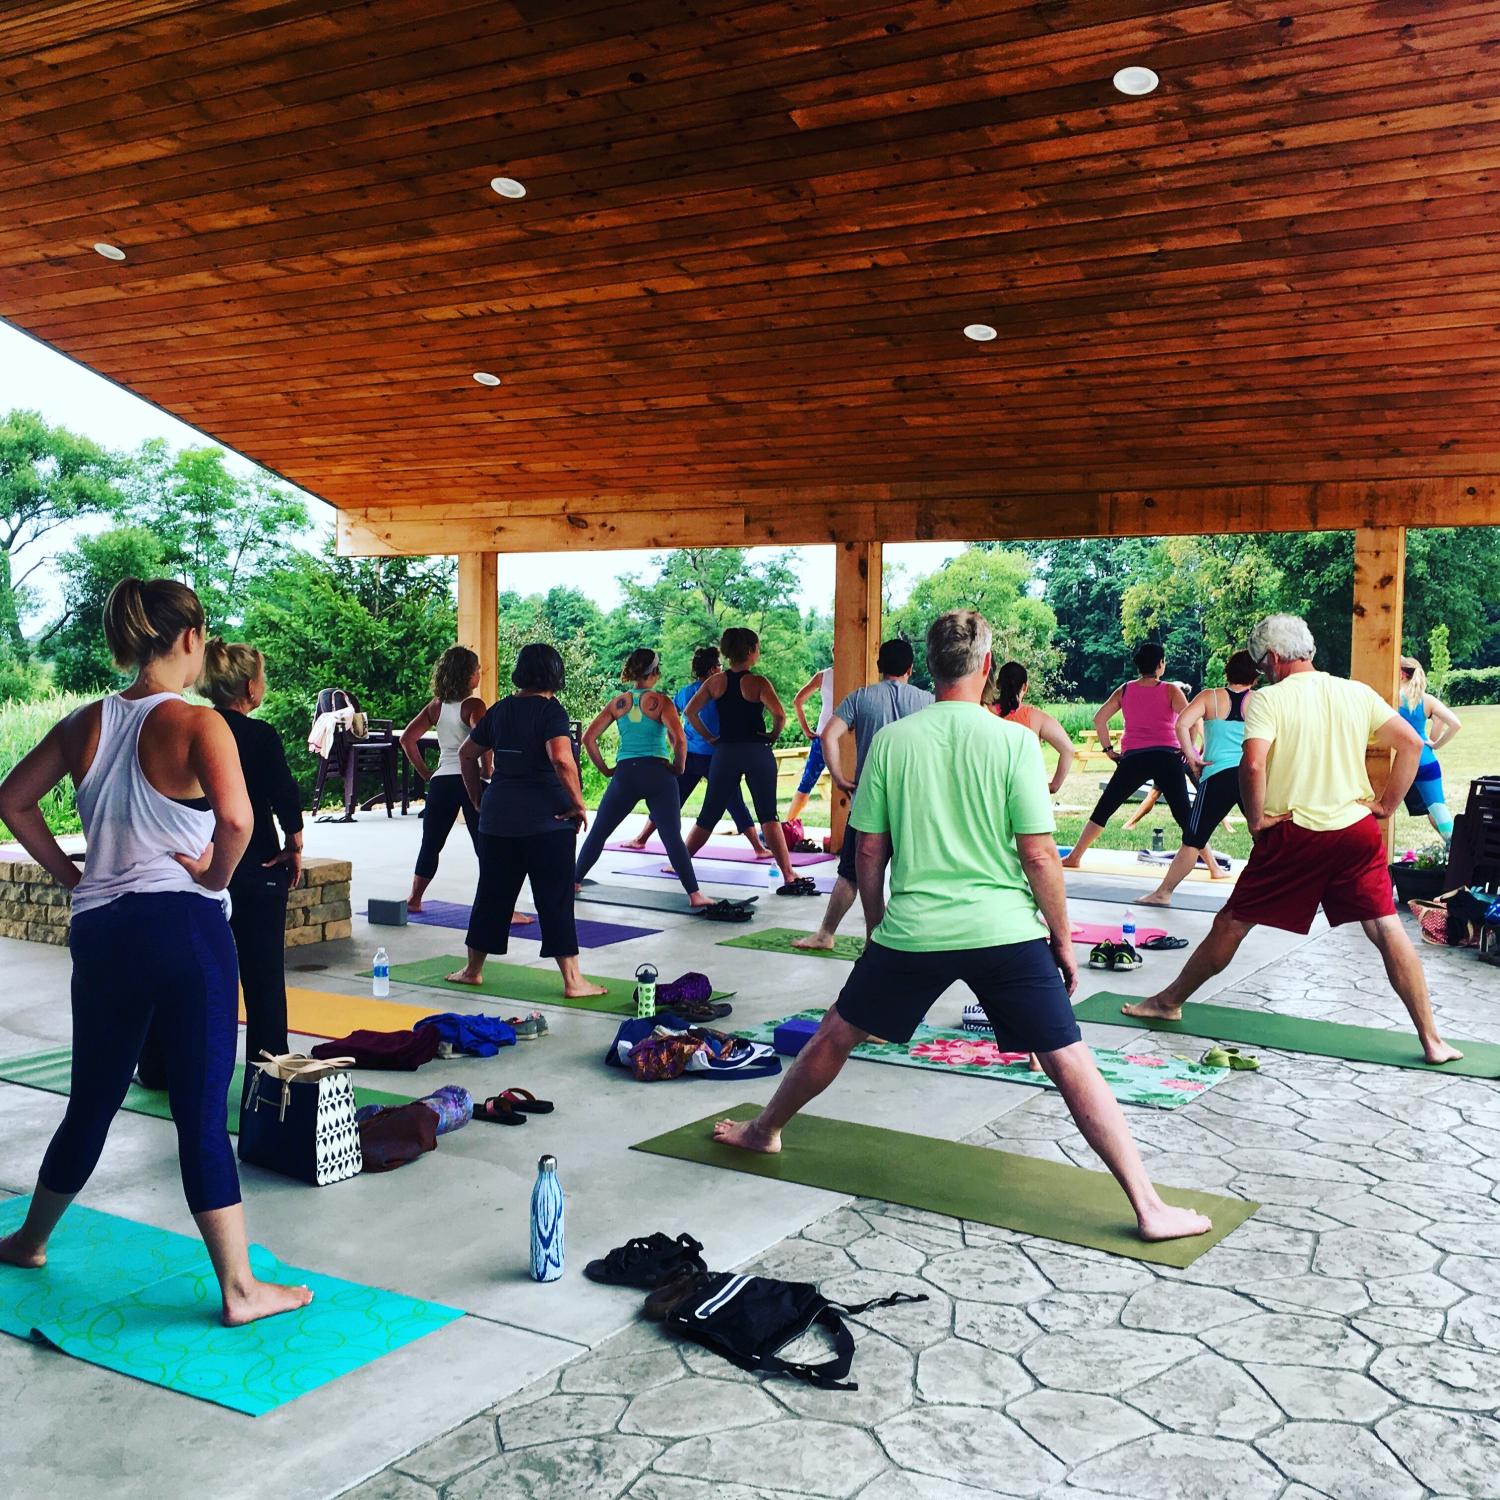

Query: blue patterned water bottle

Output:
[530, 1154, 564, 1282]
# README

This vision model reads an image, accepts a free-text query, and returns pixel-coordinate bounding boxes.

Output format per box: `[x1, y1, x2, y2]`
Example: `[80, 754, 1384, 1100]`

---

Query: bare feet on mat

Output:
[752, 848, 775, 860]
[1424, 1039, 1464, 1065]
[1060, 853, 1084, 869]
[0, 1232, 45, 1269]
[1121, 995, 1184, 1022]
[511, 911, 535, 925]
[407, 901, 423, 914]
[1027, 1053, 1043, 1072]
[713, 1117, 781, 1154]
[1138, 890, 1172, 907]
[445, 968, 484, 986]
[622, 836, 649, 850]
[1137, 1204, 1213, 1243]
[222, 1279, 315, 1327]
[564, 981, 610, 999]
[688, 892, 714, 908]
[792, 932, 835, 951]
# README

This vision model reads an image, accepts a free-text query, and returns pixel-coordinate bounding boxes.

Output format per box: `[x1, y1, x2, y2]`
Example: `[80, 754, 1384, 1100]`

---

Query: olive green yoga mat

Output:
[1075, 993, 1500, 1076]
[720, 927, 867, 961]
[0, 1048, 412, 1134]
[381, 955, 732, 1014]
[0, 1197, 462, 1415]
[633, 1105, 1257, 1266]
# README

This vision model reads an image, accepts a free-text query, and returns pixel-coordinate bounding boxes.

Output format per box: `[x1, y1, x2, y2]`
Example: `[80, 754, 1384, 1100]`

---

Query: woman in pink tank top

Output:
[1061, 642, 1194, 869]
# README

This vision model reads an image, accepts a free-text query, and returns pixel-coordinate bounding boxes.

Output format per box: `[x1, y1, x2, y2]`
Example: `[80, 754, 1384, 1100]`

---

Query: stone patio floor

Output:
[345, 924, 1500, 1500]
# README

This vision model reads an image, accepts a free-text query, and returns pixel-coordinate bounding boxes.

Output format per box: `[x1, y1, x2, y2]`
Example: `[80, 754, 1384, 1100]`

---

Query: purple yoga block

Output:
[773, 1017, 819, 1056]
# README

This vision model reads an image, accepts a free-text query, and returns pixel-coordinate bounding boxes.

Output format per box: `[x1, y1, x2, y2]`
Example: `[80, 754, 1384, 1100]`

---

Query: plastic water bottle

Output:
[372, 946, 390, 998]
[1121, 910, 1136, 948]
[634, 963, 658, 1020]
[530, 1154, 565, 1282]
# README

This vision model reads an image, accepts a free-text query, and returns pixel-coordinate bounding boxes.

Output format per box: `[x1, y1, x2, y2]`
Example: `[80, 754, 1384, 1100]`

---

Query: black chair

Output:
[310, 688, 397, 821]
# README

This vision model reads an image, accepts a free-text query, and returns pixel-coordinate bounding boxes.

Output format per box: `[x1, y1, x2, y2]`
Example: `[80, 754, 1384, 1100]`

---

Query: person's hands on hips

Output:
[1249, 810, 1292, 839]
[263, 845, 303, 887]
[1049, 932, 1078, 995]
[172, 842, 224, 890]
[1359, 798, 1397, 822]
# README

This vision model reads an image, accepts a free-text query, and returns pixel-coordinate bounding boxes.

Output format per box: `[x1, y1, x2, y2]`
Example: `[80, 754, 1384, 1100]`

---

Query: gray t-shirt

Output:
[834, 680, 934, 777]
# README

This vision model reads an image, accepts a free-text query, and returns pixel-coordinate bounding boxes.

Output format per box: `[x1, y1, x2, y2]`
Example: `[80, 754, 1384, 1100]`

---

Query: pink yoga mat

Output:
[1071, 921, 1167, 945]
[606, 838, 832, 866]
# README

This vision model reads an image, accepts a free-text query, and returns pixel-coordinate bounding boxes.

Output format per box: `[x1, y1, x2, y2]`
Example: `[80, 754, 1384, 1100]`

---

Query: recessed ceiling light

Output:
[1112, 65, 1159, 96]
[93, 241, 126, 261]
[963, 323, 998, 342]
[472, 371, 501, 386]
[490, 177, 526, 199]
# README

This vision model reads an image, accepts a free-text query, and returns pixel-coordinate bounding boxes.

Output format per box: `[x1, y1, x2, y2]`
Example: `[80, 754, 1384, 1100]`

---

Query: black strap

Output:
[830, 1291, 929, 1317]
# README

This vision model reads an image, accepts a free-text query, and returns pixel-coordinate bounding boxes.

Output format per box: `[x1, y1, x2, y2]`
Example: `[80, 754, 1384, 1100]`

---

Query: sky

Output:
[0, 318, 962, 615]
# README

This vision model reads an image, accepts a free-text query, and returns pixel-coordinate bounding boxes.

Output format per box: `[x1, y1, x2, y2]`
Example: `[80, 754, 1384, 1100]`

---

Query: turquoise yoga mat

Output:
[0, 1197, 463, 1415]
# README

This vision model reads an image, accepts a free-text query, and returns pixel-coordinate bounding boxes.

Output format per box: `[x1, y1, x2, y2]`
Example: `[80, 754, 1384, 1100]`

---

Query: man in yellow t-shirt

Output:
[1125, 614, 1461, 1067]
[713, 610, 1214, 1247]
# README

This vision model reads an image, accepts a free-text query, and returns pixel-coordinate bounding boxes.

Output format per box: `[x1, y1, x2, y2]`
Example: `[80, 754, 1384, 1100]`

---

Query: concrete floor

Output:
[1, 809, 1323, 1498]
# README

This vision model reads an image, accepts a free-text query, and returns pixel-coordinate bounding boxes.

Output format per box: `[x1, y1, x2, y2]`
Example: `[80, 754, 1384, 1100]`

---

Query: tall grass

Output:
[0, 693, 89, 838]
[1044, 702, 1121, 742]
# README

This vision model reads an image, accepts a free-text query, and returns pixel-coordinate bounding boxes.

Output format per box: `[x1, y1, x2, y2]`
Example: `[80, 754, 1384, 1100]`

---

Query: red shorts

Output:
[1227, 815, 1395, 935]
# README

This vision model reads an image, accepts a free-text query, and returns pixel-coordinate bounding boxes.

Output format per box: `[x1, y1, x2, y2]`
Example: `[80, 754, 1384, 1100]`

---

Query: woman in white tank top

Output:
[0, 577, 311, 1326]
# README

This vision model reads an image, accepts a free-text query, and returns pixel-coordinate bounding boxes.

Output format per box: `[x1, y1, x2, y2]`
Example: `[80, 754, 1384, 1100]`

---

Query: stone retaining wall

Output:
[0, 851, 352, 948]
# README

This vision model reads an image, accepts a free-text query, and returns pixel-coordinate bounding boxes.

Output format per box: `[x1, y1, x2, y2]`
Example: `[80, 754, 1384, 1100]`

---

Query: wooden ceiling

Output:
[2, 1, 1499, 552]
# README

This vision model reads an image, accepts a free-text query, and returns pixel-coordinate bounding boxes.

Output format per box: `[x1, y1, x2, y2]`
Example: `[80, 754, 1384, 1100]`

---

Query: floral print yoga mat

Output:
[735, 1009, 1230, 1110]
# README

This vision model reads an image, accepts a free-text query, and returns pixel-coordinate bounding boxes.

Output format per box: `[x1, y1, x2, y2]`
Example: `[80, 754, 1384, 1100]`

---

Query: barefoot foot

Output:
[511, 911, 535, 925]
[1138, 891, 1172, 907]
[1137, 1203, 1213, 1243]
[1027, 1053, 1043, 1073]
[689, 893, 714, 909]
[222, 1279, 315, 1327]
[1424, 1039, 1464, 1065]
[445, 969, 484, 986]
[713, 1117, 781, 1154]
[1060, 855, 1083, 870]
[407, 901, 423, 914]
[1121, 996, 1185, 1022]
[622, 838, 649, 851]
[564, 982, 610, 999]
[791, 932, 835, 951]
[0, 1231, 46, 1269]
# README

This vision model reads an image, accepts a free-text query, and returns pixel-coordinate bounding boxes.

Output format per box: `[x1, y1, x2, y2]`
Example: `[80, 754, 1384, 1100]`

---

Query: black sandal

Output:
[585, 1232, 707, 1290]
[499, 1087, 554, 1115]
[777, 877, 818, 896]
[695, 899, 755, 923]
[1139, 935, 1189, 951]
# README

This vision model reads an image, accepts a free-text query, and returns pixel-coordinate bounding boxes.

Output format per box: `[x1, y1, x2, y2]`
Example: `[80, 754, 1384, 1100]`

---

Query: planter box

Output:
[1390, 863, 1450, 905]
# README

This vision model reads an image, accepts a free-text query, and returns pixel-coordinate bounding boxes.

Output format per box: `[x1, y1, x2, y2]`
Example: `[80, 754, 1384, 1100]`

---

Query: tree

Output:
[0, 409, 120, 652]
[48, 526, 166, 692]
[1426, 623, 1451, 698]
[888, 547, 1059, 691]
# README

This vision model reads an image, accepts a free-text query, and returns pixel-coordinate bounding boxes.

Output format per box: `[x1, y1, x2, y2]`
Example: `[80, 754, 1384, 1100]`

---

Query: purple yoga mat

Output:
[362, 901, 659, 947]
[614, 865, 840, 895]
[606, 838, 832, 866]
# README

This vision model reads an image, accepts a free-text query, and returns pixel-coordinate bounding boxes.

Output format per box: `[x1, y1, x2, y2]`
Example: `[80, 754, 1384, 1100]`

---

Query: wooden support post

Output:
[1349, 525, 1406, 855]
[456, 552, 499, 703]
[828, 540, 882, 852]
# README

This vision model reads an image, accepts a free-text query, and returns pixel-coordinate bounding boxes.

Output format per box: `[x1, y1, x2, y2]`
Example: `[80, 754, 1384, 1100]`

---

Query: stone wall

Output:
[0, 851, 352, 947]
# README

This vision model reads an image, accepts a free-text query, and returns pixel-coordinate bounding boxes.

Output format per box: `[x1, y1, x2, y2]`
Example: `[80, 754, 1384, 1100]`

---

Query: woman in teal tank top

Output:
[1398, 656, 1461, 842]
[574, 649, 712, 906]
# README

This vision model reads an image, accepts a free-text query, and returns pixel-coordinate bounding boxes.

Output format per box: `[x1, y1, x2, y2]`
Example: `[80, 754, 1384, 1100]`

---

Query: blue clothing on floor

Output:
[415, 1013, 519, 1057]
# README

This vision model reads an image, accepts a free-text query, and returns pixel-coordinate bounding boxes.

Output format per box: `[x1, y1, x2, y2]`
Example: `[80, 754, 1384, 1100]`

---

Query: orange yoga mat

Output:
[241, 987, 437, 1042]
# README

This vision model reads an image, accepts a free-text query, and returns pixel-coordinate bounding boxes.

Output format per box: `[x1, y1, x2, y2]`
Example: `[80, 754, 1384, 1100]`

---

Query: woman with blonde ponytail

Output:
[1398, 656, 1462, 843]
[0, 578, 311, 1326]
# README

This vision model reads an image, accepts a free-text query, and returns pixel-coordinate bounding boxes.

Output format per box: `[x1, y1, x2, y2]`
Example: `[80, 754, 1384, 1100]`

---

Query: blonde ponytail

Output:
[1399, 656, 1427, 709]
[198, 637, 265, 707]
[102, 577, 205, 669]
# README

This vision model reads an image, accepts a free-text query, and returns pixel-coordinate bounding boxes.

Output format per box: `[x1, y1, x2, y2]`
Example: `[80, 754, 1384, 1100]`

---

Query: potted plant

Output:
[1391, 842, 1450, 904]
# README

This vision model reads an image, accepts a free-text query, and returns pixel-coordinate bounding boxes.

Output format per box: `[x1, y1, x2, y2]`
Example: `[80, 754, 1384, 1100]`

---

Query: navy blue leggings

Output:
[41, 892, 241, 1215]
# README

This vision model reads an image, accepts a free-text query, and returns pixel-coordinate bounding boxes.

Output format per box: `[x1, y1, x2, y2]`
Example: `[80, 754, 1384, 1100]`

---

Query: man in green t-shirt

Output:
[715, 610, 1214, 1246]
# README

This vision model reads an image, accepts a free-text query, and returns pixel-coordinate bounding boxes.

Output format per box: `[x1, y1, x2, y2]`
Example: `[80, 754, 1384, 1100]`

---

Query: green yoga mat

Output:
[1075, 993, 1500, 1077]
[720, 927, 867, 961]
[736, 1009, 1229, 1110]
[633, 1106, 1257, 1267]
[0, 1048, 413, 1134]
[382, 956, 732, 1014]
[0, 1198, 462, 1415]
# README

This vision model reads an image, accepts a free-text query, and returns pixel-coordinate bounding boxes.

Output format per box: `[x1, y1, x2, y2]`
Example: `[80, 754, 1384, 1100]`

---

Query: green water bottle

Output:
[634, 963, 658, 1019]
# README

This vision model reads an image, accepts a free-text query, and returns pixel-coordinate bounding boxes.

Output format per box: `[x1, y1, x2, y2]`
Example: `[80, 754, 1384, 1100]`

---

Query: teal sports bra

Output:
[617, 689, 670, 761]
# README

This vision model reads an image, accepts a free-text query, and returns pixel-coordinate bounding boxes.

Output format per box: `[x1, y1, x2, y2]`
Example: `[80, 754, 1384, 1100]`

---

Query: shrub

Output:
[1045, 702, 1123, 742]
[0, 692, 90, 837]
[1445, 667, 1500, 707]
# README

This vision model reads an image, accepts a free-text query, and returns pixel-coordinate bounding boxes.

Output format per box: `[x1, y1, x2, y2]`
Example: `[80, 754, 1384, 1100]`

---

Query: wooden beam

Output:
[337, 477, 1500, 557]
[828, 539, 882, 853]
[1349, 525, 1407, 855]
[456, 552, 498, 703]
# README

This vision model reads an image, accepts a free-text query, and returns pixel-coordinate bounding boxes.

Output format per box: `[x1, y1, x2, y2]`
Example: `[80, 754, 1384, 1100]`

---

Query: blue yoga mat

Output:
[362, 901, 659, 946]
[0, 1197, 462, 1415]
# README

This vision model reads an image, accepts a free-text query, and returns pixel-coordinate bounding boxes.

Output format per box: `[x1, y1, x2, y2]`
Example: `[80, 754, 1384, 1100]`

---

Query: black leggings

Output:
[415, 773, 479, 879]
[467, 831, 577, 958]
[1088, 748, 1193, 830]
[575, 758, 698, 893]
[1181, 768, 1243, 850]
[697, 741, 780, 830]
[678, 751, 754, 834]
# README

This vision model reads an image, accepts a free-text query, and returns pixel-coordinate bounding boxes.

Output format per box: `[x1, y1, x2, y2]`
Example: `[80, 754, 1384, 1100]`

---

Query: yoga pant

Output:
[1087, 747, 1193, 831]
[415, 772, 479, 879]
[835, 937, 1082, 1055]
[1402, 758, 1448, 816]
[576, 758, 698, 893]
[796, 736, 827, 794]
[1227, 815, 1394, 935]
[42, 892, 241, 1215]
[697, 741, 779, 829]
[467, 831, 577, 958]
[1181, 768, 1244, 850]
[677, 751, 754, 834]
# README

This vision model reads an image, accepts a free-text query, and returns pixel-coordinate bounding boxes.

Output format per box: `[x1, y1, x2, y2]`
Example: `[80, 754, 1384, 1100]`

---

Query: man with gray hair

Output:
[716, 609, 1214, 1245]
[1126, 613, 1461, 1066]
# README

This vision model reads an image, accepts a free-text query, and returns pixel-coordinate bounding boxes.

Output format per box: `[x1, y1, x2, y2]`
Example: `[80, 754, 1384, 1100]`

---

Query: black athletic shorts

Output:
[834, 937, 1082, 1055]
[837, 827, 860, 883]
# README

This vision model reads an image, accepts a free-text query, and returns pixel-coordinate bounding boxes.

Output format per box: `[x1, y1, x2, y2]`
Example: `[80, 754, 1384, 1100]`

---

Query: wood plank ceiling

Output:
[2, 0, 1498, 548]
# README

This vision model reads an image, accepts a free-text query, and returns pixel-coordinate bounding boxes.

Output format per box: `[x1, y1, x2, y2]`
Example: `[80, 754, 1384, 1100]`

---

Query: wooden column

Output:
[456, 552, 499, 703]
[828, 540, 883, 851]
[1349, 525, 1406, 853]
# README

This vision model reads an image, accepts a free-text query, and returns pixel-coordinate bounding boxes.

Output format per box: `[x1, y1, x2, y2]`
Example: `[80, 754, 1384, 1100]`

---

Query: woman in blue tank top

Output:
[1398, 657, 1462, 843]
[573, 648, 711, 906]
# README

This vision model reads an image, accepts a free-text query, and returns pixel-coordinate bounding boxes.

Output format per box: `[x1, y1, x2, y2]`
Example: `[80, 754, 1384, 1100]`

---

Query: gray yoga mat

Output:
[577, 883, 757, 915]
[1065, 875, 1230, 914]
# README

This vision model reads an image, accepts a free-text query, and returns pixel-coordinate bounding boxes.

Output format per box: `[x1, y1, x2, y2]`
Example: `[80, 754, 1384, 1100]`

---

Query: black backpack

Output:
[664, 1272, 927, 1390]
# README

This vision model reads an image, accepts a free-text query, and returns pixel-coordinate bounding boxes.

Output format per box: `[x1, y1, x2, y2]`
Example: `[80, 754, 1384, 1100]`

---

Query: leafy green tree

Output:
[1427, 623, 1452, 698]
[46, 526, 166, 692]
[0, 409, 121, 652]
[888, 547, 1058, 691]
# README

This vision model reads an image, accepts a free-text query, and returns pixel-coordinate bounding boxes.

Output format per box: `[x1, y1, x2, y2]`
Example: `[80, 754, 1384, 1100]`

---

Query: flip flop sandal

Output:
[586, 1232, 707, 1291]
[1139, 935, 1189, 951]
[777, 878, 819, 896]
[500, 1087, 555, 1115]
[1088, 941, 1117, 970]
[665, 998, 734, 1023]
[789, 839, 821, 854]
[1108, 942, 1143, 971]
[1200, 1046, 1232, 1069]
[694, 899, 755, 923]
[474, 1095, 527, 1125]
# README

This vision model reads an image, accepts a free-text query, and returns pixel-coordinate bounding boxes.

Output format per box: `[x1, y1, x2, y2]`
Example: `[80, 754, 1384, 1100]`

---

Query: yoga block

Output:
[773, 1017, 819, 1056]
[367, 899, 409, 927]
